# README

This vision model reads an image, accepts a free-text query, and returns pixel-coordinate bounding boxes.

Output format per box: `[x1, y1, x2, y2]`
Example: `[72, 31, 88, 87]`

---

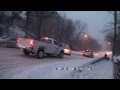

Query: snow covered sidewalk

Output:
[72, 60, 113, 79]
[11, 57, 113, 79]
[11, 58, 96, 79]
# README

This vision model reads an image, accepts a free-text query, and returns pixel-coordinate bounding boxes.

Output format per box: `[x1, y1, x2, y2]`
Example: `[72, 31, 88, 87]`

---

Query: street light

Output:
[83, 34, 88, 50]
[84, 34, 88, 38]
[108, 42, 111, 45]
[106, 42, 112, 51]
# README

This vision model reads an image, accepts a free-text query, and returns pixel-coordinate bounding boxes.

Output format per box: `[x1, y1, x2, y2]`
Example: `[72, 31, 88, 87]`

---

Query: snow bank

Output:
[71, 51, 83, 56]
[113, 56, 120, 63]
[117, 56, 120, 60]
[11, 58, 95, 79]
[72, 60, 113, 79]
[11, 58, 113, 79]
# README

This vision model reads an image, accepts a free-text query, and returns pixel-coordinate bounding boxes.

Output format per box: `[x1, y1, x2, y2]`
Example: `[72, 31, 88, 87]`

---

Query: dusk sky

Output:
[59, 11, 113, 45]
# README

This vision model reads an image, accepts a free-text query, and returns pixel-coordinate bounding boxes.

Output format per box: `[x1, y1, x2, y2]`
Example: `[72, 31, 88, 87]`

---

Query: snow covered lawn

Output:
[11, 58, 113, 79]
[71, 51, 83, 56]
[72, 60, 113, 79]
[11, 58, 95, 79]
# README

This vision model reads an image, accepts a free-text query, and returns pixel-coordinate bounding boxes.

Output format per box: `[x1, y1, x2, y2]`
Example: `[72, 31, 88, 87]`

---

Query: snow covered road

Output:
[11, 59, 113, 79]
[0, 47, 95, 79]
[0, 47, 112, 79]
[11, 57, 96, 79]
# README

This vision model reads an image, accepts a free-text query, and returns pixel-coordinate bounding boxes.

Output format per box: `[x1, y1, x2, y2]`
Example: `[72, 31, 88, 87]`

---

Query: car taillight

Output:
[30, 40, 35, 46]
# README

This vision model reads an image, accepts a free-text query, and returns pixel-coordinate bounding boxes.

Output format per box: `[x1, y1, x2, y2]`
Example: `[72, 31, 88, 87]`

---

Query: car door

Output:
[6, 38, 17, 47]
[5, 38, 11, 47]
[53, 40, 59, 55]
[45, 39, 54, 54]
[11, 38, 17, 47]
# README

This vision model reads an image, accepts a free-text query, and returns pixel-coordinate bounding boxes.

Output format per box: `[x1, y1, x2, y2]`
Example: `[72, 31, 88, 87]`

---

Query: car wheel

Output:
[37, 50, 44, 59]
[23, 49, 30, 55]
[47, 54, 51, 57]
[58, 51, 63, 58]
[0, 42, 6, 47]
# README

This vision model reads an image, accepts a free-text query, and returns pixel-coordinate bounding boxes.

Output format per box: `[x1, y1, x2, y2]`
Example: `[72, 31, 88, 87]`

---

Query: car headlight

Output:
[64, 49, 70, 53]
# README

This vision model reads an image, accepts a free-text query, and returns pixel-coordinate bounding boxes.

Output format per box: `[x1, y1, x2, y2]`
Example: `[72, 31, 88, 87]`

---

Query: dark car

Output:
[83, 50, 94, 58]
[0, 37, 18, 48]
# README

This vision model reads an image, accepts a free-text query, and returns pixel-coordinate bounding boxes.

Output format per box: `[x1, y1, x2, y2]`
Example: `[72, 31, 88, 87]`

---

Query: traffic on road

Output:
[0, 11, 115, 79]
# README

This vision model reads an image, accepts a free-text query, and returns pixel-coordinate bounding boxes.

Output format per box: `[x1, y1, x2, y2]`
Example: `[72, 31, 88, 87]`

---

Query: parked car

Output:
[0, 37, 18, 48]
[0, 36, 10, 42]
[83, 50, 94, 58]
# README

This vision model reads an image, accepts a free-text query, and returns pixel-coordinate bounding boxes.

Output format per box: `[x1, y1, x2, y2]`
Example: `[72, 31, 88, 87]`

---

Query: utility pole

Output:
[26, 11, 29, 39]
[112, 11, 117, 58]
[36, 11, 40, 40]
[37, 11, 46, 40]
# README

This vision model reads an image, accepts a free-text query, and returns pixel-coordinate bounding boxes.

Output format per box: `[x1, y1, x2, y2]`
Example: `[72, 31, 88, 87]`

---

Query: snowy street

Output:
[11, 58, 113, 79]
[0, 47, 94, 79]
[0, 11, 118, 79]
[0, 47, 113, 79]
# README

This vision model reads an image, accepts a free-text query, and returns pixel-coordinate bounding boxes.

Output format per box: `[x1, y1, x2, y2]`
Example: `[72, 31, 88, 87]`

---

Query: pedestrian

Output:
[104, 53, 107, 59]
[104, 53, 110, 60]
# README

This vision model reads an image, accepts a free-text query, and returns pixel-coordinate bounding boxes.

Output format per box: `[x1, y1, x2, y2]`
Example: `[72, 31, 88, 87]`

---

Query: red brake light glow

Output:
[30, 40, 35, 46]
[45, 37, 48, 40]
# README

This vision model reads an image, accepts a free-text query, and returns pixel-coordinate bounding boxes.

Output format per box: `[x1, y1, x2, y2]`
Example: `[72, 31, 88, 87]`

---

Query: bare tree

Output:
[102, 11, 120, 54]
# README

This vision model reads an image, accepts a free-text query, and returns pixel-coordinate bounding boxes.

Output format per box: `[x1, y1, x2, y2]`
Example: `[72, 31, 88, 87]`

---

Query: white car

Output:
[17, 37, 64, 59]
[64, 48, 71, 56]
[61, 43, 71, 56]
[83, 50, 94, 58]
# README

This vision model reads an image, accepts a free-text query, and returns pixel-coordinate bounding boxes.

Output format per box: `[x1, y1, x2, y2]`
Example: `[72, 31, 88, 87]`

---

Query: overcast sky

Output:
[59, 11, 112, 44]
